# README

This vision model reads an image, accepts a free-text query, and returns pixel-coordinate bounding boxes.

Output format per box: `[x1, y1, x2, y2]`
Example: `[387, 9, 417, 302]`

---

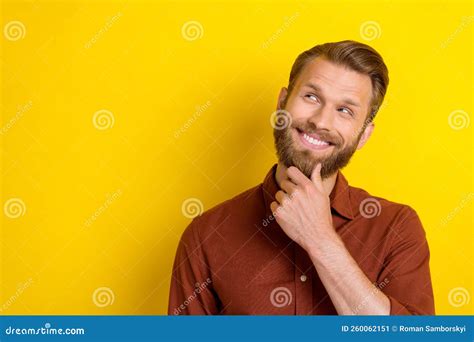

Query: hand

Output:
[270, 163, 335, 252]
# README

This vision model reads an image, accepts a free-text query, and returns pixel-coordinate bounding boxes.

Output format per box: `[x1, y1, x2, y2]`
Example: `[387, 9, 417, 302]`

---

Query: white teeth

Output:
[303, 133, 329, 146]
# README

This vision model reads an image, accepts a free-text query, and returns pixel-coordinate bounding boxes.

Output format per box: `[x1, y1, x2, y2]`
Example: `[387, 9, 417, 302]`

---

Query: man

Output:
[168, 40, 435, 315]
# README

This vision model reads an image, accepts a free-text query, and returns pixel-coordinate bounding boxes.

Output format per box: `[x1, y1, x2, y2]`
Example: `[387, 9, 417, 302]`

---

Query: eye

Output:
[304, 93, 319, 102]
[338, 107, 354, 116]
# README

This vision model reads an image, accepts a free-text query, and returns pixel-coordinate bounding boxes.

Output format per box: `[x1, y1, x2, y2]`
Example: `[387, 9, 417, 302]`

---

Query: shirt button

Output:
[300, 274, 307, 282]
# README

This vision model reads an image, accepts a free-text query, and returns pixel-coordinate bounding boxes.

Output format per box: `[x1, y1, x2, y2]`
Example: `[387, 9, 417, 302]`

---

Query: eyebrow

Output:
[302, 82, 361, 108]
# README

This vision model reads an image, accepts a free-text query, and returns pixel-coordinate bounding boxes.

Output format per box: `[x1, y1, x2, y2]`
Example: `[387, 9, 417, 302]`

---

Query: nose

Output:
[308, 104, 334, 131]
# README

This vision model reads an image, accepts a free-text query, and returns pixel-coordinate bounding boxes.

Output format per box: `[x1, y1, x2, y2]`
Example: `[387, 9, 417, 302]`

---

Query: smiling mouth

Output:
[295, 128, 334, 150]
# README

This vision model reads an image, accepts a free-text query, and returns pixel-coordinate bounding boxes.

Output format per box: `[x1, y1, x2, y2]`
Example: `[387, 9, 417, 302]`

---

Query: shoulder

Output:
[180, 183, 264, 244]
[349, 184, 425, 239]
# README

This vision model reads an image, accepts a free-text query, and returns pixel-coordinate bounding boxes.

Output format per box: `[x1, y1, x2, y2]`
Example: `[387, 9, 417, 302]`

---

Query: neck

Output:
[275, 162, 338, 196]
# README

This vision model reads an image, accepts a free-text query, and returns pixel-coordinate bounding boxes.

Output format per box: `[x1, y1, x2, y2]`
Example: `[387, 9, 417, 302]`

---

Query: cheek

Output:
[284, 99, 310, 120]
[345, 130, 361, 147]
[333, 126, 356, 147]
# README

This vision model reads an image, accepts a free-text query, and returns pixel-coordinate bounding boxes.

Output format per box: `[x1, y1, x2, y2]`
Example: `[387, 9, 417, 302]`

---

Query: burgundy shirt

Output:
[168, 164, 435, 315]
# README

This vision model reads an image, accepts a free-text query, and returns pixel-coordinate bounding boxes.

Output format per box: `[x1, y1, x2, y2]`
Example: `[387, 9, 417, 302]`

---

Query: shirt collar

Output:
[262, 163, 355, 220]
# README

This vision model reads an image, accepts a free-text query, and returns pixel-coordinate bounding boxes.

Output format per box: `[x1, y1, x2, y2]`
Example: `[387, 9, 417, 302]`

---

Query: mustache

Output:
[292, 124, 343, 146]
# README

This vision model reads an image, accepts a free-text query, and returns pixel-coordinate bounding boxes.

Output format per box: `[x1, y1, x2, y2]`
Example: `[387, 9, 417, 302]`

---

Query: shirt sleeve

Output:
[377, 206, 435, 315]
[168, 218, 219, 315]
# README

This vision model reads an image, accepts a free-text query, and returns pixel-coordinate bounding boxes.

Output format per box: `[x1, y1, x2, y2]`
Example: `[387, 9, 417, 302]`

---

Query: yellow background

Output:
[1, 0, 472, 315]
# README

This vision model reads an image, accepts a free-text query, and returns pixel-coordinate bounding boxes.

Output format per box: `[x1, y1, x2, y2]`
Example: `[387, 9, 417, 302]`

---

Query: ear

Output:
[356, 121, 375, 150]
[277, 87, 288, 110]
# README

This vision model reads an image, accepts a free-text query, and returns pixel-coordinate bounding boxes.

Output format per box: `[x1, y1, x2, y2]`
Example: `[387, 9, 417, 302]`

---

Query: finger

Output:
[286, 166, 311, 186]
[275, 190, 289, 205]
[311, 163, 323, 186]
[270, 201, 279, 216]
[280, 179, 297, 194]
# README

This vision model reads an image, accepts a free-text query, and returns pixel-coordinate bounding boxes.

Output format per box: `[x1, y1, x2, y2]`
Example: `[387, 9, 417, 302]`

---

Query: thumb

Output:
[311, 163, 323, 186]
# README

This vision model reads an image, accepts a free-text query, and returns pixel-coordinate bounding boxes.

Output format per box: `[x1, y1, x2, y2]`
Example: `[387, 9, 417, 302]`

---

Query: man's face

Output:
[274, 57, 375, 179]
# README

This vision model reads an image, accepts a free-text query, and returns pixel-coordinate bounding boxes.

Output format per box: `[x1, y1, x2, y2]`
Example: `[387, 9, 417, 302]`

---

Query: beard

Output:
[273, 118, 363, 180]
